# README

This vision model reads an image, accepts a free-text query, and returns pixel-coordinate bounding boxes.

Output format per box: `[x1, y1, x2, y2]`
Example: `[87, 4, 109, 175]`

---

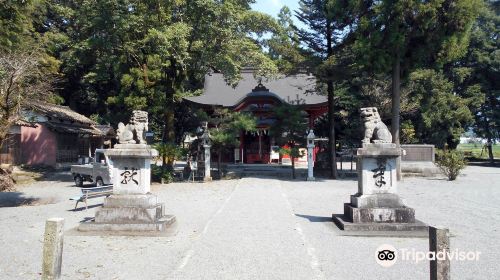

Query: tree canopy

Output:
[1, 0, 497, 165]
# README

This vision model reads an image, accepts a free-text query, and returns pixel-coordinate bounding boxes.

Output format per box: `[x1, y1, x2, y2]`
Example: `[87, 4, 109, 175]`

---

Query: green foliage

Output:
[153, 143, 188, 164]
[209, 109, 257, 175]
[151, 164, 174, 184]
[454, 1, 499, 161]
[209, 109, 257, 149]
[405, 69, 476, 148]
[2, 0, 495, 167]
[400, 121, 418, 144]
[270, 103, 308, 179]
[38, 0, 278, 144]
[351, 0, 482, 73]
[267, 6, 305, 73]
[270, 103, 308, 146]
[0, 0, 35, 51]
[436, 149, 468, 181]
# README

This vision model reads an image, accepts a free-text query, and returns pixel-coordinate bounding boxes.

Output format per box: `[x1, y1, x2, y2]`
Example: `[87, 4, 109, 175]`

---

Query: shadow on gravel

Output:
[295, 214, 332, 223]
[0, 192, 44, 207]
[424, 178, 449, 181]
[79, 217, 95, 223]
[467, 161, 499, 168]
[69, 203, 103, 212]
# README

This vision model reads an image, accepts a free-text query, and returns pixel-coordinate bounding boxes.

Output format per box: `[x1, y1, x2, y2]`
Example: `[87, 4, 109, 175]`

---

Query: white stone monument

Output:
[332, 107, 427, 234]
[79, 111, 175, 233]
[306, 130, 316, 181]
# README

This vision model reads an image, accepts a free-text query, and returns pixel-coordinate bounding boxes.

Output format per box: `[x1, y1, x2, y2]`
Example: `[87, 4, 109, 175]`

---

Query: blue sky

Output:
[251, 0, 300, 22]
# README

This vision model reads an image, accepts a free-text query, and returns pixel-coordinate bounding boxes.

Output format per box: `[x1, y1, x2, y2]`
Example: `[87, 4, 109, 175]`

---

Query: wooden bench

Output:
[70, 186, 113, 210]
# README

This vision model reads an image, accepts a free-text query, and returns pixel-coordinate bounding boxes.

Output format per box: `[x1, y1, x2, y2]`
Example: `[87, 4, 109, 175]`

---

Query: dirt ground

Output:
[0, 166, 499, 279]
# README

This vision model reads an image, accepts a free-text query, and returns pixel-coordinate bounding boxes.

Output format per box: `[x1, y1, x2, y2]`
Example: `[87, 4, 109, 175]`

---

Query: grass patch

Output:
[457, 143, 500, 159]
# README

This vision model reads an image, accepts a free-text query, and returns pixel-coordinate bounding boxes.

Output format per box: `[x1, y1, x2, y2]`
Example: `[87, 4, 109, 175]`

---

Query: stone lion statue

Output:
[116, 110, 149, 144]
[360, 107, 392, 144]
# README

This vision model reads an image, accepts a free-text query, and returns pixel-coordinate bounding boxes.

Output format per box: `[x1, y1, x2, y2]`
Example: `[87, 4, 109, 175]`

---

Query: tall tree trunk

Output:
[291, 155, 296, 179]
[391, 55, 402, 180]
[163, 63, 176, 170]
[326, 20, 337, 179]
[218, 147, 222, 178]
[328, 82, 337, 179]
[485, 115, 494, 164]
[487, 138, 494, 164]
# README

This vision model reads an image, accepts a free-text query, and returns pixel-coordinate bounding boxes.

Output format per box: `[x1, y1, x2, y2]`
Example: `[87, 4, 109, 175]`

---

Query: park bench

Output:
[69, 186, 113, 210]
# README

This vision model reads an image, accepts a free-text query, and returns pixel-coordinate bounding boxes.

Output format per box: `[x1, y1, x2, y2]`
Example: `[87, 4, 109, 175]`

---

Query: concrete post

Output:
[204, 144, 212, 181]
[306, 130, 315, 181]
[42, 218, 64, 280]
[429, 226, 450, 280]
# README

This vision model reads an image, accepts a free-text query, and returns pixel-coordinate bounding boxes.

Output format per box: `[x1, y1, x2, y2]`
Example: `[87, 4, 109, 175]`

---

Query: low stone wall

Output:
[401, 145, 440, 176]
[402, 144, 435, 162]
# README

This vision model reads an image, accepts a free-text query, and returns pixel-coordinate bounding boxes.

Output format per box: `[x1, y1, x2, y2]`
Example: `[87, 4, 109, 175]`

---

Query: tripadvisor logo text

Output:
[375, 244, 481, 267]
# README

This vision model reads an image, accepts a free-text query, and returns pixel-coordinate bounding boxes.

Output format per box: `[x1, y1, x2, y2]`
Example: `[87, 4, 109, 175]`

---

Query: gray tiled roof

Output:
[29, 102, 96, 125]
[186, 70, 327, 107]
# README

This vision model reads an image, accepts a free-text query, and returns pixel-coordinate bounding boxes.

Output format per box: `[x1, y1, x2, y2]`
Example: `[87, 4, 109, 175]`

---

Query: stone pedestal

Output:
[332, 143, 427, 234]
[79, 144, 176, 234]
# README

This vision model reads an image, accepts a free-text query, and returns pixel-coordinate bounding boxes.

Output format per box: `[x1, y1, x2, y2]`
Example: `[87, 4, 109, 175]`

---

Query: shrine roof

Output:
[185, 70, 327, 107]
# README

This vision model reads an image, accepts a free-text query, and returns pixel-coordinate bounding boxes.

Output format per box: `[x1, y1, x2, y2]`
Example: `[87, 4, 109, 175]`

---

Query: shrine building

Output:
[185, 69, 328, 164]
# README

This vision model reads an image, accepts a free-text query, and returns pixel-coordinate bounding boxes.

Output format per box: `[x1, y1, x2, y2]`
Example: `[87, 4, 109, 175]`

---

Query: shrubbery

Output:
[151, 164, 175, 184]
[436, 149, 467, 181]
[0, 168, 15, 192]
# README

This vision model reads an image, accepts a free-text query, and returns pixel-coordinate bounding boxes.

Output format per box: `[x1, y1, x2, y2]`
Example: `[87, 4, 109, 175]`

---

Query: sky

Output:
[251, 0, 301, 23]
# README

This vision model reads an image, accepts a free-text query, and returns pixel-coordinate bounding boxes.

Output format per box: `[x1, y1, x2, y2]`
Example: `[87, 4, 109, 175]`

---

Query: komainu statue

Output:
[360, 107, 392, 144]
[116, 110, 149, 144]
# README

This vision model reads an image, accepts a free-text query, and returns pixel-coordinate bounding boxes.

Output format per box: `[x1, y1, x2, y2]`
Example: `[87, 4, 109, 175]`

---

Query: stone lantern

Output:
[306, 129, 316, 181]
[201, 129, 212, 181]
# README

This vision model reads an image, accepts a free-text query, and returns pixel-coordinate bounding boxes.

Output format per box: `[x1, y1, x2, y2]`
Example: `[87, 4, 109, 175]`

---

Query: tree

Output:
[456, 1, 499, 163]
[404, 69, 477, 148]
[209, 109, 257, 178]
[350, 0, 481, 177]
[267, 6, 305, 73]
[41, 0, 279, 149]
[295, 0, 358, 179]
[270, 103, 308, 179]
[0, 0, 36, 51]
[0, 51, 54, 144]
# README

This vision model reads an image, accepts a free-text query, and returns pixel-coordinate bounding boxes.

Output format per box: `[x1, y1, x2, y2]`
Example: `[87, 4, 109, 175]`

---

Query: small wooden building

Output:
[1, 103, 114, 167]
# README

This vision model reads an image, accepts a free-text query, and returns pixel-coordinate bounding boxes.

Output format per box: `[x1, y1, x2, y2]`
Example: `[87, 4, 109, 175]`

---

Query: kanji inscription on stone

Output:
[371, 158, 387, 187]
[120, 167, 138, 185]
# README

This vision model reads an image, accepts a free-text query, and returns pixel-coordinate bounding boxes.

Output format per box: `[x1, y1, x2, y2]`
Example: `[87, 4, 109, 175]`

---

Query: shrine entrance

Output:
[243, 132, 271, 164]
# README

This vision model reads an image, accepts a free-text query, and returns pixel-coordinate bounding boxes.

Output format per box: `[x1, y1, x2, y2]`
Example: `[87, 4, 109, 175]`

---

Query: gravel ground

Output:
[0, 166, 499, 280]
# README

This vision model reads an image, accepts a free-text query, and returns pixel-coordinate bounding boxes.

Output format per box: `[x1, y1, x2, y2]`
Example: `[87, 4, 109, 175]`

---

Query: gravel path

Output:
[0, 166, 499, 279]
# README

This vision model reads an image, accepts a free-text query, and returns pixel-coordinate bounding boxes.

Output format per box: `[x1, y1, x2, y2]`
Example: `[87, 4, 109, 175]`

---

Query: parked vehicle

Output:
[71, 149, 112, 187]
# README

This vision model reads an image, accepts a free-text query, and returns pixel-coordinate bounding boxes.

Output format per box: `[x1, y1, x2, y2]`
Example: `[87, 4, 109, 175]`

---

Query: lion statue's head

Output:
[360, 107, 381, 123]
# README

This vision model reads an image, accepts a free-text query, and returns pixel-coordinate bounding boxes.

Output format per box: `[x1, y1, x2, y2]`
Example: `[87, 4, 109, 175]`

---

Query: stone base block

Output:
[113, 144, 149, 149]
[103, 194, 158, 208]
[79, 215, 176, 233]
[332, 214, 427, 236]
[350, 193, 405, 208]
[344, 203, 415, 223]
[95, 205, 162, 223]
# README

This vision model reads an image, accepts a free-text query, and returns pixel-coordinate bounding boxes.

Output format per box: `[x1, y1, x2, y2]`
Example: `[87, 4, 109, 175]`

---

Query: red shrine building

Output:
[185, 69, 328, 164]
